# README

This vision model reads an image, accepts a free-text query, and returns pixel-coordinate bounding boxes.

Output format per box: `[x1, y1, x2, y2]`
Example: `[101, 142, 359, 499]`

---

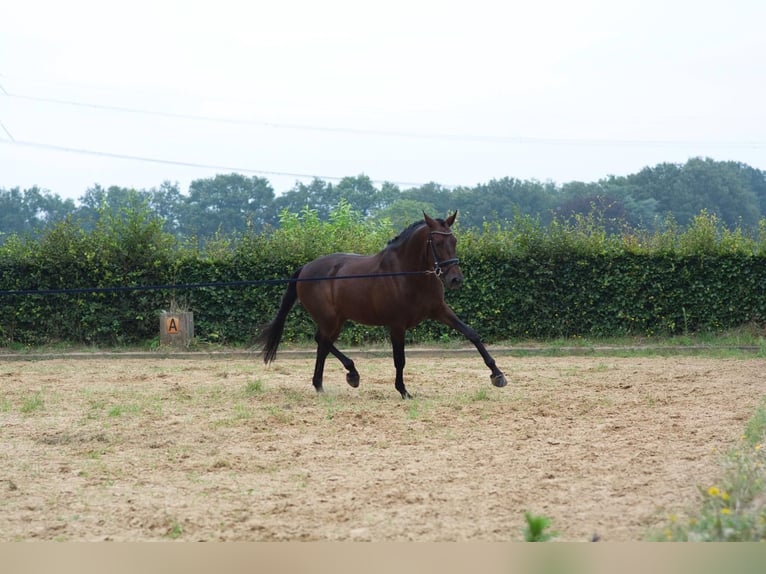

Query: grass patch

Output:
[21, 392, 44, 413]
[265, 405, 293, 424]
[320, 393, 338, 420]
[232, 402, 255, 421]
[651, 399, 766, 541]
[406, 400, 421, 420]
[212, 401, 259, 428]
[243, 379, 264, 397]
[405, 398, 435, 420]
[107, 403, 142, 418]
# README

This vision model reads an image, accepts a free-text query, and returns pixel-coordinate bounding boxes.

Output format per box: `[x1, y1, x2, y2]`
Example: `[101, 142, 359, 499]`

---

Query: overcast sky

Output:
[1, 0, 765, 202]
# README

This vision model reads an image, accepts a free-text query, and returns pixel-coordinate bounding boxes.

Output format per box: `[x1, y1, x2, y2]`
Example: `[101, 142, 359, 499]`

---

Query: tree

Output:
[24, 186, 76, 227]
[453, 178, 557, 227]
[274, 178, 338, 220]
[182, 173, 276, 238]
[690, 159, 760, 228]
[624, 158, 761, 228]
[400, 182, 454, 219]
[554, 192, 630, 233]
[147, 181, 184, 237]
[76, 185, 153, 231]
[0, 187, 31, 238]
[0, 186, 76, 241]
[334, 174, 392, 216]
[376, 198, 437, 231]
[739, 163, 766, 216]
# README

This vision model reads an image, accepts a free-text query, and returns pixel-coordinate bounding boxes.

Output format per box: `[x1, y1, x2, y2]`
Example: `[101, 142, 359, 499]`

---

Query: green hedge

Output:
[2, 205, 766, 346]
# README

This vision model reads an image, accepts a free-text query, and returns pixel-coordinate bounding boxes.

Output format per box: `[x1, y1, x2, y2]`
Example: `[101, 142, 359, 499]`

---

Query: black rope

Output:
[0, 269, 433, 297]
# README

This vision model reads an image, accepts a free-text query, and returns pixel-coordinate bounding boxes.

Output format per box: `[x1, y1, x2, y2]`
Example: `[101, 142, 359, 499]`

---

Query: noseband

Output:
[427, 230, 460, 277]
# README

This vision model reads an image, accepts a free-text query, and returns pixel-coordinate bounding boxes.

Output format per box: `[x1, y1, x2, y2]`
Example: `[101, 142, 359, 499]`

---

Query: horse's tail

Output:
[257, 267, 302, 364]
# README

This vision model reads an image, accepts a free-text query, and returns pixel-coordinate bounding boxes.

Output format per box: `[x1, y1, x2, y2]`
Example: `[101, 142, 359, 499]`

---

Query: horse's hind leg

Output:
[328, 344, 360, 388]
[312, 336, 331, 393]
[312, 327, 358, 392]
[390, 327, 412, 399]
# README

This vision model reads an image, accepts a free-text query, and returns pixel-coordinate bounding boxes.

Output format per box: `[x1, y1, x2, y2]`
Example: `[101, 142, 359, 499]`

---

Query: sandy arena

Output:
[1, 352, 764, 541]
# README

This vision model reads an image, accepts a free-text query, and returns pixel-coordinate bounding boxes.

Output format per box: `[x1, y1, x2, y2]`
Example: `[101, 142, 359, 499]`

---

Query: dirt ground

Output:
[1, 351, 764, 542]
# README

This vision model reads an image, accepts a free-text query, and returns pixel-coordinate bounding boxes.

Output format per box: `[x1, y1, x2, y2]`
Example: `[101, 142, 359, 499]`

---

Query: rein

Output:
[0, 269, 440, 297]
[427, 230, 460, 277]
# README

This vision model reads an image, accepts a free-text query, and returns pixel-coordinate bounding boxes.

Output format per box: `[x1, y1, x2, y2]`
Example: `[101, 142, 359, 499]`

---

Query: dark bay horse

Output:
[257, 211, 507, 399]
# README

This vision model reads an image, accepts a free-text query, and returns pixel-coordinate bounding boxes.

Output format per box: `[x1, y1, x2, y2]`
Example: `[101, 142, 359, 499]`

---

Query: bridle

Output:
[427, 230, 460, 277]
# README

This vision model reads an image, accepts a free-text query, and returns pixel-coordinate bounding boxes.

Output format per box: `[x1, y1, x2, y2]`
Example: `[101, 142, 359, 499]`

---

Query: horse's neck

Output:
[380, 231, 428, 271]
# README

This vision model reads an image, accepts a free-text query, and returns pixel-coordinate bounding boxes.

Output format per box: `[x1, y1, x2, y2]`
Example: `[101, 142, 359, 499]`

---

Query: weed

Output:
[744, 399, 766, 445]
[108, 404, 141, 418]
[211, 401, 257, 428]
[166, 519, 183, 540]
[265, 405, 292, 424]
[21, 393, 44, 414]
[523, 512, 557, 541]
[244, 380, 264, 397]
[232, 402, 254, 420]
[85, 449, 106, 460]
[321, 394, 338, 420]
[651, 401, 766, 541]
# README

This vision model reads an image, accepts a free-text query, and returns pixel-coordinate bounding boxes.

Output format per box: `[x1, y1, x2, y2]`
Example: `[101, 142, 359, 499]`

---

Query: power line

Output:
[5, 88, 765, 149]
[0, 137, 441, 188]
[0, 120, 14, 142]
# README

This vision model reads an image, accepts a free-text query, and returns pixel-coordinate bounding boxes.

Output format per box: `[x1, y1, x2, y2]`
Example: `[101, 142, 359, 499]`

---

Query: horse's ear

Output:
[446, 211, 457, 227]
[423, 211, 437, 229]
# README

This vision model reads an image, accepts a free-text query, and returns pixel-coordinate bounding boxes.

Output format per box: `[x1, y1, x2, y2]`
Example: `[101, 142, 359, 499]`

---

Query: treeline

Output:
[3, 157, 766, 242]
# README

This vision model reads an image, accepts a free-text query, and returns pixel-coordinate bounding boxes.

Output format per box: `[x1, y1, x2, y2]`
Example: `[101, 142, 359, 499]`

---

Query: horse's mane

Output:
[386, 218, 446, 249]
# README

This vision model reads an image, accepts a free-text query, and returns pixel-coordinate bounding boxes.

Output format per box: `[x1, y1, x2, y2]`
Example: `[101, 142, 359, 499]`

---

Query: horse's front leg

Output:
[328, 343, 360, 388]
[389, 326, 412, 399]
[438, 306, 507, 388]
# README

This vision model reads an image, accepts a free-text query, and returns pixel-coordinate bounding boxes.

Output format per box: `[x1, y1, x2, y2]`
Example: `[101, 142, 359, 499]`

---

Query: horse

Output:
[257, 211, 507, 399]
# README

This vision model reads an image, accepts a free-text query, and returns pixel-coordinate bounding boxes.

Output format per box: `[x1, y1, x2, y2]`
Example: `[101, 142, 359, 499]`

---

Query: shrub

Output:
[1, 205, 766, 346]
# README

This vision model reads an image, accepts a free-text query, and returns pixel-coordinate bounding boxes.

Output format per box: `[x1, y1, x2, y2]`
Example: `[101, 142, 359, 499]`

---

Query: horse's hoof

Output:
[314, 385, 324, 394]
[491, 373, 508, 388]
[400, 391, 413, 400]
[346, 372, 360, 388]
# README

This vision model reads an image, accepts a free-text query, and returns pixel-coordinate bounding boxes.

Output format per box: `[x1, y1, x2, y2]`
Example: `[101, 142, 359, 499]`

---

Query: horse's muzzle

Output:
[445, 271, 463, 290]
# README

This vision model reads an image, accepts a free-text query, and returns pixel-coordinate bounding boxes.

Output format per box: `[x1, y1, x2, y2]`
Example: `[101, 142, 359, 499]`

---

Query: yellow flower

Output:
[720, 508, 731, 515]
[721, 491, 730, 502]
[756, 443, 762, 451]
[707, 486, 720, 497]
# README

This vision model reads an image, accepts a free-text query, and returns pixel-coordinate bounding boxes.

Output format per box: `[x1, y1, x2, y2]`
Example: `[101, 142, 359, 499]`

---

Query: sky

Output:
[1, 0, 765, 202]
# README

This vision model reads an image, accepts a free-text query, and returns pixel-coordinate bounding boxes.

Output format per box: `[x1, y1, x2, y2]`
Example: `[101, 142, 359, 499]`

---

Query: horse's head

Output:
[423, 211, 462, 289]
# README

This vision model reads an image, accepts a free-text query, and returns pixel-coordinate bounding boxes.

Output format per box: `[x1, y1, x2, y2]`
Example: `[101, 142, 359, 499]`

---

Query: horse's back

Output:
[296, 252, 411, 326]
[298, 253, 375, 279]
[297, 252, 382, 303]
